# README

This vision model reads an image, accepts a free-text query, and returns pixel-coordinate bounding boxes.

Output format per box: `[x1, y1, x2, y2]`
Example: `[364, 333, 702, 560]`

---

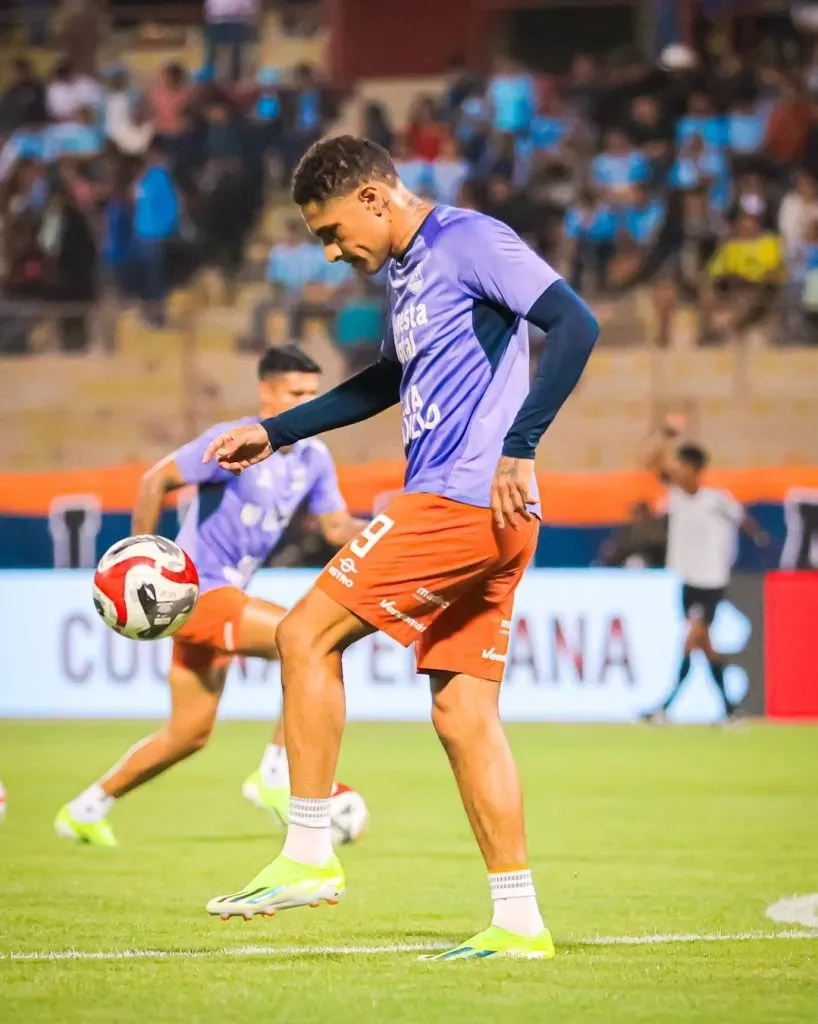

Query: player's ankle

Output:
[67, 782, 115, 824]
[281, 795, 334, 866]
[489, 868, 545, 938]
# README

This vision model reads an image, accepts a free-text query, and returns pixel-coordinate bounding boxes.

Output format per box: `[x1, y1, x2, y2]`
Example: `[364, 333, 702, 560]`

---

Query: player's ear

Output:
[359, 184, 384, 215]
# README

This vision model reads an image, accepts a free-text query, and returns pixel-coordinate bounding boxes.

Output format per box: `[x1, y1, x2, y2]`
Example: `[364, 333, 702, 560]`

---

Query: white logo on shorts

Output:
[481, 647, 506, 663]
[415, 586, 450, 610]
[339, 557, 358, 575]
[329, 565, 354, 589]
[380, 599, 426, 633]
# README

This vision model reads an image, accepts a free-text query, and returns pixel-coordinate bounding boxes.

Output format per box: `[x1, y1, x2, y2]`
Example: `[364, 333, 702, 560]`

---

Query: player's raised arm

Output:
[139, 422, 246, 530]
[131, 455, 186, 535]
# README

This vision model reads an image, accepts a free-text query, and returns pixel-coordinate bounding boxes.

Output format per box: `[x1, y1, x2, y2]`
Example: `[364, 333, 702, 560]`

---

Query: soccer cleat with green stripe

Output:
[419, 925, 555, 961]
[241, 769, 289, 826]
[54, 805, 118, 847]
[206, 854, 345, 920]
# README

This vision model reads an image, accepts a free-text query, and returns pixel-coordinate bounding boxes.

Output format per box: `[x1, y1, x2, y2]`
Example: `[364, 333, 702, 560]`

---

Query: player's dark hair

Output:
[291, 135, 397, 206]
[677, 443, 708, 471]
[257, 345, 321, 379]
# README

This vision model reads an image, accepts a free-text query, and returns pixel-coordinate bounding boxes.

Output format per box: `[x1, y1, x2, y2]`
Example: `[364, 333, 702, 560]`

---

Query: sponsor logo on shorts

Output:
[380, 598, 426, 633]
[339, 557, 358, 575]
[415, 586, 450, 610]
[481, 647, 506, 663]
[328, 565, 354, 589]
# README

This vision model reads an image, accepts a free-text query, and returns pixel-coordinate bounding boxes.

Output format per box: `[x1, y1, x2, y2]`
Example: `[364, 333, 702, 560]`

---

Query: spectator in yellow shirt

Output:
[699, 214, 784, 343]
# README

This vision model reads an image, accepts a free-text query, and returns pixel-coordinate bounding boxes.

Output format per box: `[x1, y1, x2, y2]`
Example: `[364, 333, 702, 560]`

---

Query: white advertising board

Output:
[0, 570, 750, 722]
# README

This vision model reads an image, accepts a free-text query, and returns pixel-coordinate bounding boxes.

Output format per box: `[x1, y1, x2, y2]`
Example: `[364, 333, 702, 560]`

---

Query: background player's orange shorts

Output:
[316, 492, 538, 682]
[171, 585, 250, 673]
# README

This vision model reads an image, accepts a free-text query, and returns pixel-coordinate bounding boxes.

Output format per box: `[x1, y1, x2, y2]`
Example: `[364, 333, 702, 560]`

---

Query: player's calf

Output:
[430, 672, 548, 942]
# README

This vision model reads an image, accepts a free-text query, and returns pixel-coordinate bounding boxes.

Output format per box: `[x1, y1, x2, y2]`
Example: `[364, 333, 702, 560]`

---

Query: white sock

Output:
[68, 783, 115, 824]
[259, 743, 289, 788]
[281, 796, 333, 866]
[489, 869, 545, 938]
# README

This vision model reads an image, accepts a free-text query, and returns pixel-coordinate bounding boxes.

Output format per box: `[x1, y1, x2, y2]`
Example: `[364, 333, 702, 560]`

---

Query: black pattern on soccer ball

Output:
[135, 582, 196, 640]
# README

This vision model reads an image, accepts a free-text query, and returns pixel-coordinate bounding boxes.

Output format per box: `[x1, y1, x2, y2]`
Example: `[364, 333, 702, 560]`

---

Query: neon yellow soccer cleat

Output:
[54, 805, 118, 847]
[206, 854, 345, 920]
[241, 770, 289, 827]
[420, 925, 555, 961]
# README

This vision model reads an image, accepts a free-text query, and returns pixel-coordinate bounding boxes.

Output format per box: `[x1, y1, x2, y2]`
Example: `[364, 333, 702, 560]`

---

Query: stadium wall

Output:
[0, 569, 772, 723]
[1, 465, 816, 569]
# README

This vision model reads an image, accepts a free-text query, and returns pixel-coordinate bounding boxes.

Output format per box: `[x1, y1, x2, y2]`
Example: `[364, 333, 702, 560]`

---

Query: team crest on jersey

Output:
[407, 267, 423, 295]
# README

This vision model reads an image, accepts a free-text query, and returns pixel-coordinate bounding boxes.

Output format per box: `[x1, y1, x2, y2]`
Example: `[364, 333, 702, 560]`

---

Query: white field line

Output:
[1, 931, 816, 962]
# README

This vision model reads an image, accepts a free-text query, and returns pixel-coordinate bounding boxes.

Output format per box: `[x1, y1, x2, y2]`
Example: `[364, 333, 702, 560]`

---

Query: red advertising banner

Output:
[765, 572, 818, 720]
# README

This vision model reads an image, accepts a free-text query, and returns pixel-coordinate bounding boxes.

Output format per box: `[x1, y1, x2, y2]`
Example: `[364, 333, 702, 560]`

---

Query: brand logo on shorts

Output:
[415, 586, 450, 610]
[481, 647, 506, 663]
[380, 598, 426, 633]
[329, 565, 354, 589]
[339, 557, 358, 575]
[500, 619, 512, 634]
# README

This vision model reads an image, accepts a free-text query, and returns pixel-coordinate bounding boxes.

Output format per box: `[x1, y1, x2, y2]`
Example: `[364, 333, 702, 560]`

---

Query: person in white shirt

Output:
[46, 60, 103, 122]
[645, 431, 768, 722]
[104, 70, 154, 156]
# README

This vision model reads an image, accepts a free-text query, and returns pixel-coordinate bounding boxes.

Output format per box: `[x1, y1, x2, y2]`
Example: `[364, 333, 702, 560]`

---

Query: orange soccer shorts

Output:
[316, 492, 538, 682]
[171, 585, 250, 673]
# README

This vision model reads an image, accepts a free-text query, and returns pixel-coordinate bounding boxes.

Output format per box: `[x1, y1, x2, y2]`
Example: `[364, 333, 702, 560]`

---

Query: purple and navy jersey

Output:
[173, 417, 345, 593]
[381, 206, 561, 513]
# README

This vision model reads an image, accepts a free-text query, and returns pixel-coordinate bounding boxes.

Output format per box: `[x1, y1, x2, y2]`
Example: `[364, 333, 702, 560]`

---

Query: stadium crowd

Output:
[4, 4, 818, 356]
[0, 7, 336, 354]
[256, 38, 818, 358]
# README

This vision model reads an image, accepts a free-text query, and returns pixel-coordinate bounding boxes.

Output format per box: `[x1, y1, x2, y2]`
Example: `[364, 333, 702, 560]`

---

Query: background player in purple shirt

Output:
[203, 137, 599, 960]
[56, 346, 366, 847]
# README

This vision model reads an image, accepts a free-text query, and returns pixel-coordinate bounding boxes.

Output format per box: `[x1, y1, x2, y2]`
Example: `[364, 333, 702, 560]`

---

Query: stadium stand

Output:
[2, 1, 818, 477]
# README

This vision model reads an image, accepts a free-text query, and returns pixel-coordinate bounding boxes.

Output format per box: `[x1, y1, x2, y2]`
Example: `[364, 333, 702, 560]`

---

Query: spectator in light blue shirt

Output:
[429, 136, 469, 205]
[725, 97, 767, 156]
[669, 132, 731, 212]
[591, 129, 650, 198]
[42, 108, 103, 162]
[393, 135, 432, 198]
[133, 139, 179, 326]
[487, 60, 536, 135]
[621, 185, 666, 247]
[676, 93, 726, 151]
[258, 219, 353, 345]
[563, 188, 619, 292]
[254, 67, 281, 120]
[266, 219, 327, 295]
[253, 66, 282, 157]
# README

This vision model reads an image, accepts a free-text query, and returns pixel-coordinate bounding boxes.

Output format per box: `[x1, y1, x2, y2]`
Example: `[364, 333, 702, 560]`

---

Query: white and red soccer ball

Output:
[93, 535, 199, 641]
[330, 782, 369, 846]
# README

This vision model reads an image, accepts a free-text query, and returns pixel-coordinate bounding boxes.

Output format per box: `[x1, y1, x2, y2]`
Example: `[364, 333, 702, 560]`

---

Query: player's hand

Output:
[491, 456, 534, 530]
[202, 423, 273, 472]
[756, 530, 771, 549]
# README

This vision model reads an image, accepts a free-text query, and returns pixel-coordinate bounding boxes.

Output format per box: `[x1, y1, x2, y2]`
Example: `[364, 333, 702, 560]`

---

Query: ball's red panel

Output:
[159, 550, 199, 587]
[94, 555, 154, 627]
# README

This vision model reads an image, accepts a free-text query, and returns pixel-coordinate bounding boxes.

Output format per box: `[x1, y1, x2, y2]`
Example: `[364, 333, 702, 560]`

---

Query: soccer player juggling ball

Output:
[204, 136, 599, 961]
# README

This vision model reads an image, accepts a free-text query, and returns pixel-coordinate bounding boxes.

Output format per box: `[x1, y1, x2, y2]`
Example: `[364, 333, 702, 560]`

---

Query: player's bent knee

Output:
[169, 719, 214, 756]
[275, 607, 316, 660]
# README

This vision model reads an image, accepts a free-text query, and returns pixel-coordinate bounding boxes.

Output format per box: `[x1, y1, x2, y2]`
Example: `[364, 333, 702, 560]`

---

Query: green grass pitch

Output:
[1, 720, 816, 1023]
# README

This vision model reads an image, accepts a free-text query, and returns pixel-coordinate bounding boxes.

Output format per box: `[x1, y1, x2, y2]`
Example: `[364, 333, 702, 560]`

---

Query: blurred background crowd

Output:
[1, 0, 817, 571]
